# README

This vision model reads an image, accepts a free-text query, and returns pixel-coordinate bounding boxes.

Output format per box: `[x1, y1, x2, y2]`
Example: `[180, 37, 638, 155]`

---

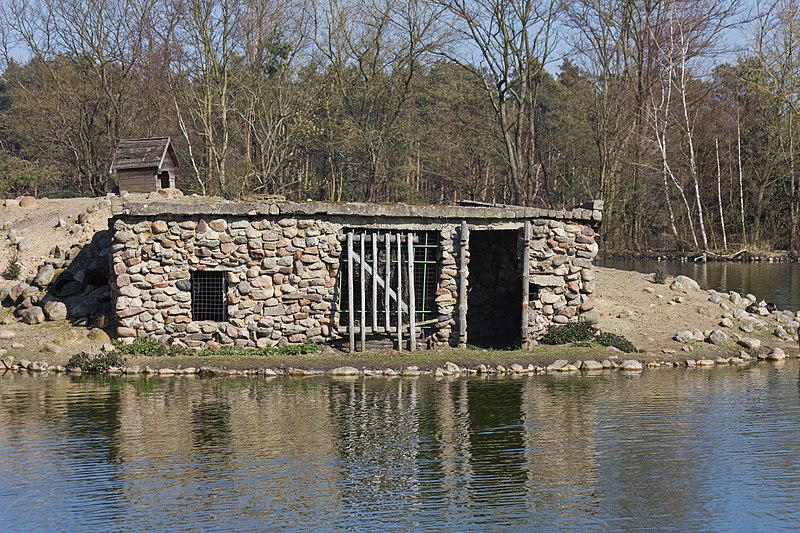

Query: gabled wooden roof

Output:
[111, 137, 177, 171]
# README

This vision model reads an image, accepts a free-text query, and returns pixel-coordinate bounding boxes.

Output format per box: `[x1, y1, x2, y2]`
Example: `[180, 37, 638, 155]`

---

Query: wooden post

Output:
[372, 235, 378, 332]
[360, 234, 366, 351]
[347, 232, 355, 353]
[458, 221, 469, 348]
[407, 232, 416, 351]
[521, 221, 531, 349]
[385, 234, 391, 332]
[396, 233, 403, 351]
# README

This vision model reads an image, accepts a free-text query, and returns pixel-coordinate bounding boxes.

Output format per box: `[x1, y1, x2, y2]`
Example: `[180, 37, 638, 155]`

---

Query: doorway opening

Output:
[466, 230, 522, 348]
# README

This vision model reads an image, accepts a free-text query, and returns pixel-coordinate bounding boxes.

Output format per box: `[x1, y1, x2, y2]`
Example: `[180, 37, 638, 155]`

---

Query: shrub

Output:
[652, 268, 667, 284]
[2, 251, 21, 280]
[596, 332, 639, 353]
[540, 321, 639, 353]
[539, 322, 594, 345]
[67, 351, 127, 372]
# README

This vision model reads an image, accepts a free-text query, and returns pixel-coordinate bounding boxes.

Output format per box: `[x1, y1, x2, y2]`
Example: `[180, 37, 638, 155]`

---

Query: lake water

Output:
[600, 258, 800, 312]
[2, 366, 800, 531]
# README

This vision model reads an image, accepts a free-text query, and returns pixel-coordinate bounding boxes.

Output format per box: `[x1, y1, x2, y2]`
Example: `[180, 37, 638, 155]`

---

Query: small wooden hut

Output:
[111, 137, 178, 193]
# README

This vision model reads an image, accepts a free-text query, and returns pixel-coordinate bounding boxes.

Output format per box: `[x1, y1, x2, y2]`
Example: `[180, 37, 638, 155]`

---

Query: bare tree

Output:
[438, 0, 561, 205]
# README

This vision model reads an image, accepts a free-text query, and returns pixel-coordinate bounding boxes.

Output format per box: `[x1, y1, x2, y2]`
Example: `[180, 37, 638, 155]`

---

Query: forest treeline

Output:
[0, 0, 798, 252]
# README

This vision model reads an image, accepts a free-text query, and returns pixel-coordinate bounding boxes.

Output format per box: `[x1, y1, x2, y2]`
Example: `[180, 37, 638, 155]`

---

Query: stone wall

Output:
[110, 200, 601, 349]
[527, 219, 599, 340]
[111, 216, 342, 348]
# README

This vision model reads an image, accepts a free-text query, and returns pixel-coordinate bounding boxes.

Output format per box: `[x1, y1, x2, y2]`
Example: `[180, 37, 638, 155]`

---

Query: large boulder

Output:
[708, 330, 730, 346]
[670, 275, 701, 292]
[43, 300, 68, 321]
[67, 285, 112, 319]
[16, 238, 33, 251]
[738, 337, 762, 351]
[675, 330, 696, 343]
[32, 264, 56, 289]
[19, 306, 45, 325]
[5, 282, 30, 306]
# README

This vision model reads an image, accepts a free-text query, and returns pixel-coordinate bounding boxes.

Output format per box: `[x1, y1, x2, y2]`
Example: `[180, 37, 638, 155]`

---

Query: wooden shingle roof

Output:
[111, 137, 175, 171]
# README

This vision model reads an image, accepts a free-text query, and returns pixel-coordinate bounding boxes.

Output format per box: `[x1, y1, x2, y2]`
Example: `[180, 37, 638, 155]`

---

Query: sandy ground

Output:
[0, 198, 796, 370]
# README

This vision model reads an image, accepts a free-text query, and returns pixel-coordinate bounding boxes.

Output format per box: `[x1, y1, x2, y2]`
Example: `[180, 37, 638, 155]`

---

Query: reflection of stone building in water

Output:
[114, 378, 342, 511]
[110, 198, 602, 351]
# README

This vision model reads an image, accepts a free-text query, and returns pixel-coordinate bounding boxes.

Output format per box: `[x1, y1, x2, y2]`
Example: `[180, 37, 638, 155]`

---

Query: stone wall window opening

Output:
[337, 230, 440, 332]
[191, 270, 228, 322]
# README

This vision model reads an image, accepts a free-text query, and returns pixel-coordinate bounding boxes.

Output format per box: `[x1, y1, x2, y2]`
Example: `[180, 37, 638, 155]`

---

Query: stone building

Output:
[109, 198, 602, 350]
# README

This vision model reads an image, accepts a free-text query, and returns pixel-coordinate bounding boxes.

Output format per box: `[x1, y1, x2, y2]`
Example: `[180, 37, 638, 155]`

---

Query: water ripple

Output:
[1, 365, 800, 531]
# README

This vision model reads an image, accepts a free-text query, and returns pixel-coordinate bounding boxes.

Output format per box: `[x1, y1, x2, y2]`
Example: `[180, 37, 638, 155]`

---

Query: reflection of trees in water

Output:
[520, 376, 600, 522]
[0, 372, 127, 524]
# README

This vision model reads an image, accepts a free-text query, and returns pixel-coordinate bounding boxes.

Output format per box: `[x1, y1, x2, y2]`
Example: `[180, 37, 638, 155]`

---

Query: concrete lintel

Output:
[116, 198, 600, 223]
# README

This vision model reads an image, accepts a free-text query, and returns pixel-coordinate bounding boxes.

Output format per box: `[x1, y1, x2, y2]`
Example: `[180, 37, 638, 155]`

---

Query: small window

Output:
[159, 171, 171, 189]
[191, 271, 228, 322]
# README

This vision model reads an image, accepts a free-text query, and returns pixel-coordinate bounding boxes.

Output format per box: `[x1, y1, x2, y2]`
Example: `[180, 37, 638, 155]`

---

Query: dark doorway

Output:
[159, 171, 171, 189]
[466, 230, 522, 348]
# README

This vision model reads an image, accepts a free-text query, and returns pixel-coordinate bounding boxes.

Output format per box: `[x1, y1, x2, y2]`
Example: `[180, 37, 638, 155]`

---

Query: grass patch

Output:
[111, 338, 320, 358]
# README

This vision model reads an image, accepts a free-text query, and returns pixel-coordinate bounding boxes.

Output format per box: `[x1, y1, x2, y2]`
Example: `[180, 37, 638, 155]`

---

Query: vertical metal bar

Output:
[385, 234, 390, 332]
[396, 233, 403, 351]
[347, 232, 355, 353]
[360, 233, 366, 351]
[407, 232, 416, 351]
[458, 221, 469, 348]
[521, 221, 531, 349]
[372, 235, 378, 332]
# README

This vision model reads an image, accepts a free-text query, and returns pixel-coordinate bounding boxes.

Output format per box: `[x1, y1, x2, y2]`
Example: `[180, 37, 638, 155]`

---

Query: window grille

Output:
[337, 230, 440, 330]
[191, 270, 228, 322]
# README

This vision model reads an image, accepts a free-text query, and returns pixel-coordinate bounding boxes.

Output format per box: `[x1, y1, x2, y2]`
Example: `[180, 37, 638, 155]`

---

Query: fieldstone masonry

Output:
[110, 198, 601, 349]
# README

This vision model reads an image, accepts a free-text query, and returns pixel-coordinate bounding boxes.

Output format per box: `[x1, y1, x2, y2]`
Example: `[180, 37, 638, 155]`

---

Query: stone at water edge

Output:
[620, 360, 643, 372]
[766, 347, 786, 361]
[444, 361, 461, 374]
[510, 363, 525, 373]
[581, 360, 603, 371]
[670, 275, 701, 292]
[546, 359, 569, 371]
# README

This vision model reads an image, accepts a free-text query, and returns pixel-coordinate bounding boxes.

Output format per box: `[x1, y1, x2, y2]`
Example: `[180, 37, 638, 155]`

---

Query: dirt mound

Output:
[0, 197, 112, 281]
